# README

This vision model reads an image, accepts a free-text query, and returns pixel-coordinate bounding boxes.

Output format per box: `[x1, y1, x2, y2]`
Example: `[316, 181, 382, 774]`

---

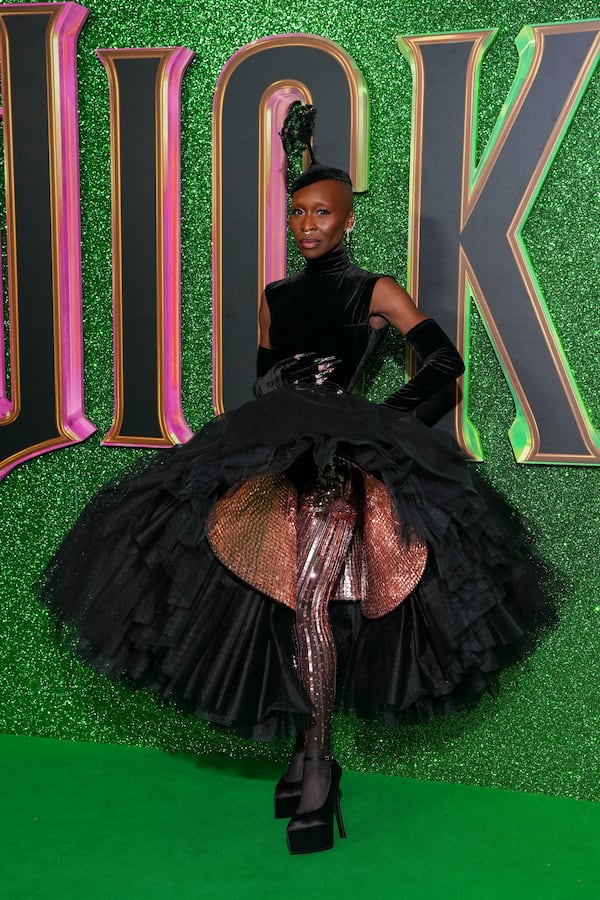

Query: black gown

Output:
[38, 248, 543, 741]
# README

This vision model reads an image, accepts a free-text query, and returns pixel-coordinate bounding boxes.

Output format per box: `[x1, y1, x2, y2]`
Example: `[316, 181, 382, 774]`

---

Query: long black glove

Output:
[382, 318, 464, 412]
[253, 349, 339, 398]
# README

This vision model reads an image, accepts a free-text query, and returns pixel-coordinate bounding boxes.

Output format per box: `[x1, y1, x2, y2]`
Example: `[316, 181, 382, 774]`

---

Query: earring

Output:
[343, 218, 355, 249]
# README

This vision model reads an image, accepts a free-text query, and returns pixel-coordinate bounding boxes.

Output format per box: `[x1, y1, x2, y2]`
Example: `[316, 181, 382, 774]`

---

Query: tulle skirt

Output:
[38, 386, 544, 741]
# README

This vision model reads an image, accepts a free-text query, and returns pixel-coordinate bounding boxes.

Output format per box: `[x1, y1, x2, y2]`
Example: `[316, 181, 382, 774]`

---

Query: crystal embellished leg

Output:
[293, 461, 357, 813]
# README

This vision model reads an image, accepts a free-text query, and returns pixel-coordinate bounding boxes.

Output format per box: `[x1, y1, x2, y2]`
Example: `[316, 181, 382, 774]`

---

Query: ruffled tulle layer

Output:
[38, 386, 543, 740]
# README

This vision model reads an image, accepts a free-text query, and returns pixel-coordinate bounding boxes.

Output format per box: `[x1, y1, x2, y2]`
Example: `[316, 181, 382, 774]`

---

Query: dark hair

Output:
[290, 164, 353, 194]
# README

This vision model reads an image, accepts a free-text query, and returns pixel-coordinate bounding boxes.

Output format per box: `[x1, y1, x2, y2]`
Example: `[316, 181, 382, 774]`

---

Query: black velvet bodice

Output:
[265, 248, 386, 390]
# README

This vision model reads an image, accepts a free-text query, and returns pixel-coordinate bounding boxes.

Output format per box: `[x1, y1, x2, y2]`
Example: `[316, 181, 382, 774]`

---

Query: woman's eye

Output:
[316, 208, 330, 215]
[290, 208, 303, 216]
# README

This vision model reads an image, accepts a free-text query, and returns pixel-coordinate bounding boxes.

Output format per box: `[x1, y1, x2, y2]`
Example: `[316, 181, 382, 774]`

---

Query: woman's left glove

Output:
[382, 318, 464, 412]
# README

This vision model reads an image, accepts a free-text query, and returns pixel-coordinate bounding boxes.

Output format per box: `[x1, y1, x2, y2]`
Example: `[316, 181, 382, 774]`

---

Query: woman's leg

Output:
[280, 734, 305, 783]
[294, 471, 357, 812]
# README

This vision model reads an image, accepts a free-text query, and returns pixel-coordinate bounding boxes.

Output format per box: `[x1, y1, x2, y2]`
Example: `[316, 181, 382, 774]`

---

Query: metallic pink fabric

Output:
[294, 477, 357, 751]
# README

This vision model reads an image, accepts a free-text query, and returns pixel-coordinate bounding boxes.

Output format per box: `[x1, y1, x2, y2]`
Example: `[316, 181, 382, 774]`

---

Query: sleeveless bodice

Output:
[265, 248, 386, 390]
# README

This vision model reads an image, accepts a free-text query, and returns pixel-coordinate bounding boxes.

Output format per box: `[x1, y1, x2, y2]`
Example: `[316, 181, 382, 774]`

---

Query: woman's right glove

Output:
[253, 349, 339, 398]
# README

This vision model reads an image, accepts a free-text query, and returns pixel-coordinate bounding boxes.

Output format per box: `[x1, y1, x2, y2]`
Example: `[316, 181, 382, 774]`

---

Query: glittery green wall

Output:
[1, 0, 599, 802]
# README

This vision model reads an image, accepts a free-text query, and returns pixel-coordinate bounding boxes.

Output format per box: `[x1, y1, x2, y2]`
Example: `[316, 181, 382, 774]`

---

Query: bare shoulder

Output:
[369, 276, 427, 335]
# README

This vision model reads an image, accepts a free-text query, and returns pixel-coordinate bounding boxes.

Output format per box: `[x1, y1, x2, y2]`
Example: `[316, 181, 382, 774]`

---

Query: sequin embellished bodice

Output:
[265, 248, 385, 390]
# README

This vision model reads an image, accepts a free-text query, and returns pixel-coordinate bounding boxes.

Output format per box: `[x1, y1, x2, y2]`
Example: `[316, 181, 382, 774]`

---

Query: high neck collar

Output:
[305, 246, 350, 277]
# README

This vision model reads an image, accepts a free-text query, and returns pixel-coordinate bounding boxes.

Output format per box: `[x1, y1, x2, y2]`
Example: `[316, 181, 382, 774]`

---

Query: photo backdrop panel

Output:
[0, 0, 598, 801]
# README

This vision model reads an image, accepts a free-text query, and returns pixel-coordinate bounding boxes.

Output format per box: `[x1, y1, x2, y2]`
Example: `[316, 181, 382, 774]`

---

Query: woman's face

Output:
[289, 180, 355, 259]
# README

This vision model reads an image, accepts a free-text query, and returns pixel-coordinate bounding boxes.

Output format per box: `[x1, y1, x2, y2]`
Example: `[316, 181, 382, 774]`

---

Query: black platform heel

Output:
[285, 759, 346, 854]
[274, 775, 303, 818]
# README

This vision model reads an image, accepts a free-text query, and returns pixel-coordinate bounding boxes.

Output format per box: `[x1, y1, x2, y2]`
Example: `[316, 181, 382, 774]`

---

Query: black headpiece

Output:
[280, 102, 353, 194]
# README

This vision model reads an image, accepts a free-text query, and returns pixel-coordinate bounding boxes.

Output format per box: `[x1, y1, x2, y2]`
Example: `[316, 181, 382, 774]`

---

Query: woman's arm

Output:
[369, 276, 427, 333]
[256, 291, 276, 379]
[369, 277, 464, 412]
[258, 290, 272, 350]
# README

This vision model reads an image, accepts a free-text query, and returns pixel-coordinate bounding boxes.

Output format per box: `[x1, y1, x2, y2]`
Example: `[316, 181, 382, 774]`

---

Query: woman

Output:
[39, 146, 542, 857]
[257, 165, 465, 851]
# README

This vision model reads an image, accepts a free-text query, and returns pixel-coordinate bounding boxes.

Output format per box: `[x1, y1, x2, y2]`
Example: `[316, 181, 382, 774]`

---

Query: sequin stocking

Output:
[294, 473, 357, 813]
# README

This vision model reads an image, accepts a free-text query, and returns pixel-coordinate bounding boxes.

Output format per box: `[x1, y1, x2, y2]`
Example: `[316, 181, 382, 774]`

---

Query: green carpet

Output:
[1, 733, 598, 899]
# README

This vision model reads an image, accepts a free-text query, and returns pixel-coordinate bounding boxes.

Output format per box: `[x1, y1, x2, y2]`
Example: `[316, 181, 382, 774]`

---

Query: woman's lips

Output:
[299, 239, 320, 248]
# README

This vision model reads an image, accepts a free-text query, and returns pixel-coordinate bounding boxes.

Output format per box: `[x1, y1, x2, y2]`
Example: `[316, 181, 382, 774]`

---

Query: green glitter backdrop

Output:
[1, 0, 599, 802]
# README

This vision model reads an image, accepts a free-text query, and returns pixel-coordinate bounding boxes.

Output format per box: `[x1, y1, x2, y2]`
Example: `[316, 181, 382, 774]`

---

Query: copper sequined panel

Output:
[360, 471, 428, 618]
[207, 473, 297, 608]
[207, 466, 427, 618]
